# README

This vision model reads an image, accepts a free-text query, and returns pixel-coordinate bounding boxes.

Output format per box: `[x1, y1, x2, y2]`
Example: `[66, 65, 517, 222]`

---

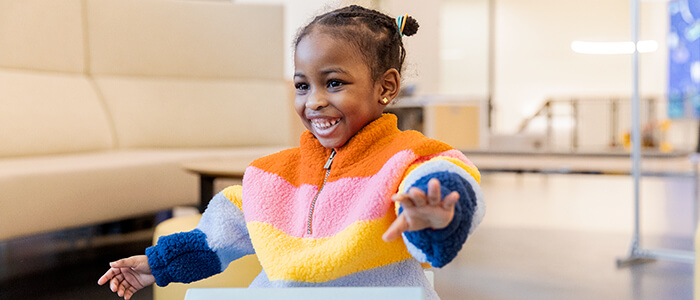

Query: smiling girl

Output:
[99, 5, 484, 300]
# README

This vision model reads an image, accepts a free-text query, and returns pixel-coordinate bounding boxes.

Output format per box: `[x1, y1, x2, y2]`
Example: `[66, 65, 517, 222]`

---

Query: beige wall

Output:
[380, 0, 442, 95]
[235, 0, 348, 79]
[440, 0, 489, 97]
[491, 0, 668, 133]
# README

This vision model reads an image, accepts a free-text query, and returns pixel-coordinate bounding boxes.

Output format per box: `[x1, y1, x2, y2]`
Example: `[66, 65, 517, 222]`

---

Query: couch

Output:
[0, 0, 297, 241]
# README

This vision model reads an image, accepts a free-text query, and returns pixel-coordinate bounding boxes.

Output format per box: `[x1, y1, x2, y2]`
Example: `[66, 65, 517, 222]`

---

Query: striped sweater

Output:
[146, 114, 485, 299]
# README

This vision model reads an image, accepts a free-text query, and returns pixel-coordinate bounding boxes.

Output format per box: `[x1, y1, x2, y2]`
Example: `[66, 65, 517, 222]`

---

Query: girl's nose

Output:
[306, 90, 328, 110]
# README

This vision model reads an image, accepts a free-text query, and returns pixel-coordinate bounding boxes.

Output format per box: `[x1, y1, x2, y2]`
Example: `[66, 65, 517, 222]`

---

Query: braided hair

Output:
[294, 5, 419, 82]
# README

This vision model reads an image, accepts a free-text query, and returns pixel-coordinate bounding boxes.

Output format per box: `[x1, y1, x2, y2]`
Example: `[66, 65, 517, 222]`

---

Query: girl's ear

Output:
[378, 68, 400, 104]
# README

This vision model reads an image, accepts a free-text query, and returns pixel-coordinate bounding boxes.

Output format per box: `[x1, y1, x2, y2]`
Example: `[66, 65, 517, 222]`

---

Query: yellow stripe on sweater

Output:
[222, 185, 243, 210]
[437, 156, 481, 184]
[398, 156, 480, 193]
[247, 213, 413, 282]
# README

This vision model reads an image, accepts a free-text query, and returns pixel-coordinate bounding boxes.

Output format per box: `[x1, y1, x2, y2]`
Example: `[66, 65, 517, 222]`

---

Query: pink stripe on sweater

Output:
[242, 150, 419, 238]
[242, 166, 317, 237]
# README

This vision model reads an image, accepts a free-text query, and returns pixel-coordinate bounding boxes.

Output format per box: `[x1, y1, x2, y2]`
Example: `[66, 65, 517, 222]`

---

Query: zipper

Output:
[307, 149, 336, 235]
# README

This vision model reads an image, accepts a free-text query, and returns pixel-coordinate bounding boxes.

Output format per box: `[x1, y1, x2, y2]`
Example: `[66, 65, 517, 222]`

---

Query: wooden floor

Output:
[0, 171, 695, 300]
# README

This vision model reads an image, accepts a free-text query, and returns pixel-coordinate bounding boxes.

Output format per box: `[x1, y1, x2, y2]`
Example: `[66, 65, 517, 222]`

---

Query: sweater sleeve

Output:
[397, 156, 485, 268]
[145, 185, 255, 287]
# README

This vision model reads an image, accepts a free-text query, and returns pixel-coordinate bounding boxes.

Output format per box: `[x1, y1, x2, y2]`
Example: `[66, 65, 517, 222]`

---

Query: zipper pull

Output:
[324, 149, 336, 170]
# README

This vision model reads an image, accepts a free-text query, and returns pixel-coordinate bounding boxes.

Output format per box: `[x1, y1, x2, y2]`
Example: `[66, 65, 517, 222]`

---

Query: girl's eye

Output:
[328, 80, 343, 89]
[295, 82, 309, 91]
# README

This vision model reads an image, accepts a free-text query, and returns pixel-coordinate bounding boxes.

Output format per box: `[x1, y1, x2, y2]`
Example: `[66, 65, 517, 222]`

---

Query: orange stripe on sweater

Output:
[248, 130, 455, 187]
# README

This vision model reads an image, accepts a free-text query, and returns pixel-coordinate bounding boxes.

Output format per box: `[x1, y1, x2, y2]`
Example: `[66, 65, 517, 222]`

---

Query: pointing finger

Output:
[427, 178, 441, 205]
[408, 187, 428, 207]
[110, 277, 119, 292]
[98, 268, 116, 285]
[392, 193, 414, 208]
[442, 191, 460, 210]
[383, 213, 409, 242]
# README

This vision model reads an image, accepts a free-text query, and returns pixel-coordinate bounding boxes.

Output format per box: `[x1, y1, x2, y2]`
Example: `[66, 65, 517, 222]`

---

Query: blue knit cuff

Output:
[145, 245, 173, 287]
[145, 229, 222, 286]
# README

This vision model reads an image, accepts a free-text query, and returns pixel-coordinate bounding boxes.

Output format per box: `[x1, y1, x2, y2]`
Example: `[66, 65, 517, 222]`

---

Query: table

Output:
[463, 151, 697, 176]
[182, 148, 285, 212]
[184, 287, 423, 300]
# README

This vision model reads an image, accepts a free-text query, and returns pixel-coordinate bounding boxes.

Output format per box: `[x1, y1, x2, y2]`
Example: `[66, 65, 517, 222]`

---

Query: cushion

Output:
[0, 147, 283, 240]
[86, 0, 284, 80]
[94, 77, 291, 148]
[0, 69, 114, 157]
[0, 0, 85, 73]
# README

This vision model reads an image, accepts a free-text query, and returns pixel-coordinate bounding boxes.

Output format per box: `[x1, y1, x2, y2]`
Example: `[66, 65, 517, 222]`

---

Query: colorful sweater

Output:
[146, 114, 485, 299]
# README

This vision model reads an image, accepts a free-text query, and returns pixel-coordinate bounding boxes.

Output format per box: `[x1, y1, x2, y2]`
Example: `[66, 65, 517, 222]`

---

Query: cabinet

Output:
[386, 96, 488, 150]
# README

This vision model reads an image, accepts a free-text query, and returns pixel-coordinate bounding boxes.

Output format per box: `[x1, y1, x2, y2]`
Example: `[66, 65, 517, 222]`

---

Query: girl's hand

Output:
[382, 178, 459, 242]
[98, 255, 155, 300]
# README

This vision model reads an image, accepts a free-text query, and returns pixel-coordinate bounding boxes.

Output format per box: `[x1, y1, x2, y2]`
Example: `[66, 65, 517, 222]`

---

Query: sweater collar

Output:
[299, 113, 401, 167]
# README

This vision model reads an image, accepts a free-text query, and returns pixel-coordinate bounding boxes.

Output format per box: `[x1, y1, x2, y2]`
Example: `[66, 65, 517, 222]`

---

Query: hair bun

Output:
[402, 15, 419, 37]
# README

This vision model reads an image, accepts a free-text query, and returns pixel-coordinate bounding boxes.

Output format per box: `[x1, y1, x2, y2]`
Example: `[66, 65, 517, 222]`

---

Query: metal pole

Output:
[572, 99, 579, 152]
[487, 0, 496, 131]
[611, 99, 619, 148]
[546, 102, 553, 151]
[617, 0, 643, 266]
[629, 0, 642, 259]
[618, 2, 695, 266]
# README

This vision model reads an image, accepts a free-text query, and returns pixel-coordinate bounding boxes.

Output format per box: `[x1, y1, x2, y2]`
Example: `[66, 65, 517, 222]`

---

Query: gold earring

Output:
[380, 97, 390, 105]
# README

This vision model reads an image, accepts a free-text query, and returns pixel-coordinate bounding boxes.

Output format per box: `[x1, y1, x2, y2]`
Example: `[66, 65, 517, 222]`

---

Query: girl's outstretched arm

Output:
[383, 154, 485, 268]
[98, 255, 155, 300]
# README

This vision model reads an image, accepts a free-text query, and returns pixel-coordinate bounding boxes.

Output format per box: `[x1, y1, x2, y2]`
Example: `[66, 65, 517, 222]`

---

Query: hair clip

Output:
[396, 14, 408, 36]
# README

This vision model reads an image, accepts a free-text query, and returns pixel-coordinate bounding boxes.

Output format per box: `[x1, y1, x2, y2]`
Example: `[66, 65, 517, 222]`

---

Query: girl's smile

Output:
[293, 30, 386, 149]
[308, 117, 341, 136]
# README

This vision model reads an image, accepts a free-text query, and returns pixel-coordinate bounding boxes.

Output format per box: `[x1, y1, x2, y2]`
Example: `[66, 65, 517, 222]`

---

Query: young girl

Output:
[98, 5, 484, 300]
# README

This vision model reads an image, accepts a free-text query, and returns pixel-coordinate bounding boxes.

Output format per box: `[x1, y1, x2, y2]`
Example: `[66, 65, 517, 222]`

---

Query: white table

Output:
[184, 287, 424, 300]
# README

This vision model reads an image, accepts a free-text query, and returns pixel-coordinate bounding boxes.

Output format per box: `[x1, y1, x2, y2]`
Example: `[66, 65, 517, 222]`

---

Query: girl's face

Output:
[293, 30, 385, 149]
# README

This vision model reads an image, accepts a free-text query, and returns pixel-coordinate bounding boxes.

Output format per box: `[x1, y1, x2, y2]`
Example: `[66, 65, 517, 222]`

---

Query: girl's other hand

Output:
[97, 255, 155, 300]
[382, 178, 459, 242]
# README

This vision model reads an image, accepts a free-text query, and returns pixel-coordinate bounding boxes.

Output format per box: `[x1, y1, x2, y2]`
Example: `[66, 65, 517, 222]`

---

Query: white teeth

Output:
[311, 119, 339, 129]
